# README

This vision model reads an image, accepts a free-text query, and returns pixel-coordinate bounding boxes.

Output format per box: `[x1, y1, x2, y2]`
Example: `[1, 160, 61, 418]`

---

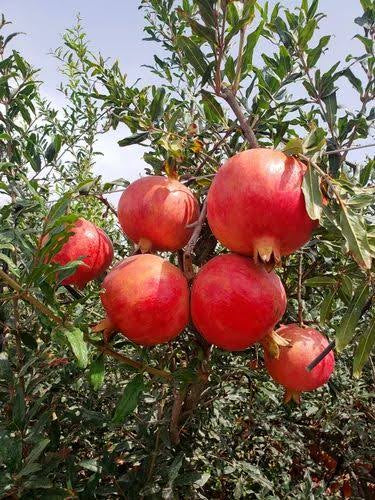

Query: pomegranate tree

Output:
[207, 148, 317, 265]
[49, 218, 113, 289]
[97, 254, 189, 346]
[191, 254, 286, 351]
[118, 175, 200, 252]
[264, 324, 335, 403]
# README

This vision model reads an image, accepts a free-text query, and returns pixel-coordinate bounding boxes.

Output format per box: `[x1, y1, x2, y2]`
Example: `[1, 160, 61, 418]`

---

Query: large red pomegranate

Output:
[118, 176, 200, 252]
[207, 148, 317, 265]
[264, 324, 335, 403]
[191, 254, 286, 351]
[98, 254, 189, 346]
[48, 218, 113, 289]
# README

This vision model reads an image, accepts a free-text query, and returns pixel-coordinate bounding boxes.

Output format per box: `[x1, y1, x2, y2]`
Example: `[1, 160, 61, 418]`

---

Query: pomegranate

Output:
[207, 148, 317, 265]
[264, 324, 335, 403]
[118, 176, 200, 252]
[191, 254, 286, 351]
[48, 218, 113, 288]
[97, 254, 189, 346]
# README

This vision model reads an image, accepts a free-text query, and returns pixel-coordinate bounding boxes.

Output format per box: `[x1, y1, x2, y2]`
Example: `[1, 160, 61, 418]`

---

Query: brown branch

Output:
[95, 194, 117, 217]
[297, 253, 304, 327]
[220, 87, 258, 148]
[183, 199, 208, 280]
[170, 387, 184, 445]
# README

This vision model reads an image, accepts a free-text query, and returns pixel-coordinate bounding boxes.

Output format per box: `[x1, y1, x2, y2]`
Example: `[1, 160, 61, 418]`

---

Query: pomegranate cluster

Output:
[45, 148, 335, 402]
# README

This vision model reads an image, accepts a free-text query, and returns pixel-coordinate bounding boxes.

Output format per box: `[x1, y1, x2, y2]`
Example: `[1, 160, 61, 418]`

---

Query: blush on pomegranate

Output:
[207, 148, 317, 265]
[48, 218, 113, 289]
[118, 176, 200, 252]
[264, 324, 335, 403]
[97, 254, 189, 346]
[191, 254, 286, 351]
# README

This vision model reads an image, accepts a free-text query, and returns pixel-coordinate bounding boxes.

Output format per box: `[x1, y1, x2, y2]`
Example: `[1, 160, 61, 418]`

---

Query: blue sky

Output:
[2, 1, 371, 190]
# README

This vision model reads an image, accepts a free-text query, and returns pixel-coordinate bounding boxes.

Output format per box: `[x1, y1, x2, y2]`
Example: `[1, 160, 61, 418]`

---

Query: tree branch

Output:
[220, 87, 258, 148]
[183, 199, 208, 280]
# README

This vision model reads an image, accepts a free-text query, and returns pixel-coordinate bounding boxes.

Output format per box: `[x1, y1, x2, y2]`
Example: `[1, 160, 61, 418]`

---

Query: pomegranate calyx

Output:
[262, 330, 290, 359]
[92, 317, 116, 343]
[284, 389, 301, 404]
[253, 239, 281, 271]
[139, 237, 153, 254]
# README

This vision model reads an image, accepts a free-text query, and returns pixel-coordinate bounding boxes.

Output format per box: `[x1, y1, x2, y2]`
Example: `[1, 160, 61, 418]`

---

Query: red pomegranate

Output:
[97, 254, 189, 346]
[48, 218, 113, 289]
[191, 254, 286, 351]
[118, 176, 200, 252]
[207, 148, 317, 265]
[264, 324, 335, 403]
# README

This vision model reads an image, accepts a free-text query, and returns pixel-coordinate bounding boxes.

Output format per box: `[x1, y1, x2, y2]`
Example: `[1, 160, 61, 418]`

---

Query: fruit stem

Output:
[183, 198, 208, 280]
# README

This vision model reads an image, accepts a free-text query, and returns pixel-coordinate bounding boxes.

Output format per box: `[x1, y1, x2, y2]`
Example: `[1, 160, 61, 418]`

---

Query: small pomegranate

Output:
[207, 148, 317, 265]
[118, 176, 200, 252]
[97, 254, 189, 346]
[48, 218, 113, 288]
[191, 254, 286, 351]
[264, 324, 335, 403]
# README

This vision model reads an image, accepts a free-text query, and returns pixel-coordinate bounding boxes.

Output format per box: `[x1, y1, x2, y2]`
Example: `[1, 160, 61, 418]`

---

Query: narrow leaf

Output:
[64, 327, 88, 369]
[336, 282, 369, 352]
[112, 374, 144, 424]
[305, 276, 337, 287]
[320, 290, 336, 325]
[118, 132, 149, 147]
[177, 36, 209, 77]
[339, 206, 372, 269]
[353, 316, 375, 378]
[302, 164, 323, 220]
[89, 354, 105, 390]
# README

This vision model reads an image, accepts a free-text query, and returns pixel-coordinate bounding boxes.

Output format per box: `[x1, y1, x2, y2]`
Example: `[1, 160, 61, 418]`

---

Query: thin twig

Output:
[170, 387, 184, 445]
[324, 142, 375, 156]
[297, 253, 304, 327]
[194, 126, 236, 176]
[183, 199, 208, 280]
[220, 87, 258, 148]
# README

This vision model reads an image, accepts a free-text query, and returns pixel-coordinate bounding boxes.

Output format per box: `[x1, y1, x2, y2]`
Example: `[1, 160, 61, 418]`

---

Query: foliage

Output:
[0, 1, 374, 497]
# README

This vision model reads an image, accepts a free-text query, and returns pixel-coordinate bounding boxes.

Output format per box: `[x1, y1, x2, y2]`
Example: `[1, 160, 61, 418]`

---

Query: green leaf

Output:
[302, 164, 323, 221]
[196, 0, 215, 27]
[64, 327, 88, 369]
[241, 22, 264, 76]
[25, 438, 50, 465]
[283, 138, 304, 156]
[307, 35, 330, 67]
[353, 316, 375, 378]
[305, 276, 337, 287]
[298, 19, 317, 49]
[323, 92, 337, 130]
[89, 354, 105, 391]
[12, 384, 26, 428]
[201, 90, 225, 123]
[177, 36, 209, 77]
[336, 282, 369, 352]
[118, 132, 149, 147]
[341, 68, 363, 94]
[339, 206, 372, 269]
[303, 126, 326, 155]
[186, 17, 216, 44]
[150, 87, 166, 122]
[320, 290, 336, 325]
[112, 374, 145, 424]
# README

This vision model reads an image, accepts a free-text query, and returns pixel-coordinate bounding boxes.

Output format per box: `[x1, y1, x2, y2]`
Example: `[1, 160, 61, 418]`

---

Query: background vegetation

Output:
[0, 0, 374, 498]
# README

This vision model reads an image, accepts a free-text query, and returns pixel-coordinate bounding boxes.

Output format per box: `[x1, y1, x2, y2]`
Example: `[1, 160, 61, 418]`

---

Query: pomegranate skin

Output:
[118, 176, 200, 252]
[50, 218, 113, 289]
[191, 254, 287, 351]
[207, 148, 317, 263]
[264, 324, 335, 399]
[100, 254, 189, 346]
